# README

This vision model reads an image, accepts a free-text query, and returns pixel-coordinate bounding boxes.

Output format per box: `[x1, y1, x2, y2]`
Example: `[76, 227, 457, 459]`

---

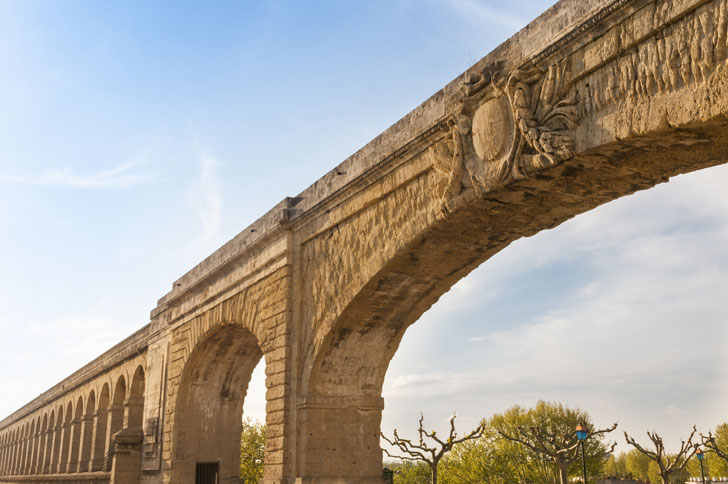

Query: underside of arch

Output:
[170, 323, 263, 483]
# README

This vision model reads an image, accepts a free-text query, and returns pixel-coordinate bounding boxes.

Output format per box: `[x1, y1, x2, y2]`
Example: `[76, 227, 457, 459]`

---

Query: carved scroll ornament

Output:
[429, 61, 578, 215]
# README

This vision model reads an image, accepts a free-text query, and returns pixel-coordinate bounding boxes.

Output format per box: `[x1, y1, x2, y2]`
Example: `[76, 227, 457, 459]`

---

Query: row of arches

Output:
[0, 366, 145, 477]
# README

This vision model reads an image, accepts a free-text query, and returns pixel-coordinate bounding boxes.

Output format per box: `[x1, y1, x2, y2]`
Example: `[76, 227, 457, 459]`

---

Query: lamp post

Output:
[576, 424, 588, 484]
[696, 447, 706, 484]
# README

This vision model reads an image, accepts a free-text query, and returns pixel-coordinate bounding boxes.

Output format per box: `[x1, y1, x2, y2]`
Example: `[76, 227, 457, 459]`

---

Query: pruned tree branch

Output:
[624, 426, 698, 484]
[499, 422, 618, 462]
[496, 420, 617, 484]
[381, 412, 485, 484]
[702, 431, 728, 463]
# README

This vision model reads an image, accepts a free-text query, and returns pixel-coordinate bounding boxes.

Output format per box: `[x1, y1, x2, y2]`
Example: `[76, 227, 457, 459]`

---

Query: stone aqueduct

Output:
[3, 0, 728, 482]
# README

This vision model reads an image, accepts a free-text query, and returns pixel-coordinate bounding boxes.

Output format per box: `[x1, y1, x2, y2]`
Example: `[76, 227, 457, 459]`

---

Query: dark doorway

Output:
[195, 462, 219, 484]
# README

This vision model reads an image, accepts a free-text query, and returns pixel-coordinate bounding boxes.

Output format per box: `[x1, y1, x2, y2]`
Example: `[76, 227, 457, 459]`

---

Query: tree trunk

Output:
[431, 463, 437, 484]
[557, 460, 569, 484]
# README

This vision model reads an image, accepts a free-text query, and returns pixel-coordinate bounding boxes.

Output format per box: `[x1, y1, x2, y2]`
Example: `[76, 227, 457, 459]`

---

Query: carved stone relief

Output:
[471, 95, 513, 163]
[429, 0, 728, 216]
[429, 61, 579, 216]
[579, 0, 728, 118]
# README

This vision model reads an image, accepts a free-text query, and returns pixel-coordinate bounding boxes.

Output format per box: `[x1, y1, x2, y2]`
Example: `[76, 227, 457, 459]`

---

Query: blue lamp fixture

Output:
[576, 424, 588, 441]
[575, 424, 588, 484]
[696, 448, 706, 484]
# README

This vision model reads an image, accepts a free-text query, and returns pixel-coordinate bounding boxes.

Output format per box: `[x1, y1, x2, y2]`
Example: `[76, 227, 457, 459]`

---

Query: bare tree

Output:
[496, 420, 617, 484]
[624, 427, 698, 484]
[381, 413, 484, 484]
[702, 430, 728, 463]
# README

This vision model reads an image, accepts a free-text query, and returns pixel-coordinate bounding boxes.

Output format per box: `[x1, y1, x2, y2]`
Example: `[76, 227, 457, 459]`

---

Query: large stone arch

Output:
[168, 322, 263, 484]
[151, 261, 290, 484]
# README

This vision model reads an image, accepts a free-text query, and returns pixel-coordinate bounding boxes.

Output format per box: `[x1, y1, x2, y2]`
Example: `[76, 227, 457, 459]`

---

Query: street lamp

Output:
[696, 447, 706, 484]
[576, 424, 588, 484]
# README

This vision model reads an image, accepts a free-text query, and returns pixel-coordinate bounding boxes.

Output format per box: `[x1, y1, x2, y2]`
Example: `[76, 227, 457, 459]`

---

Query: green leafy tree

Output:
[624, 427, 698, 484]
[648, 459, 690, 484]
[391, 460, 432, 484]
[381, 413, 485, 484]
[603, 452, 629, 479]
[240, 418, 266, 483]
[492, 401, 617, 484]
[440, 421, 556, 484]
[624, 448, 652, 480]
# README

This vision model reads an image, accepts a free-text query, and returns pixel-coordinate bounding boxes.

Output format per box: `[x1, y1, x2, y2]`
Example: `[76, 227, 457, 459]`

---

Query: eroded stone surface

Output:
[3, 1, 728, 483]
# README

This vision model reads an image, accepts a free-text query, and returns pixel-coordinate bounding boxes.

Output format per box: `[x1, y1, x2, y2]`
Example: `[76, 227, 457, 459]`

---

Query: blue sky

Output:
[1, 0, 726, 455]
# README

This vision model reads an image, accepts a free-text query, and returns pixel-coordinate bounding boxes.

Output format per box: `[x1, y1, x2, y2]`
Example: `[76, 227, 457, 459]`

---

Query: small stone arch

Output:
[127, 365, 145, 431]
[8, 425, 17, 475]
[3, 431, 8, 475]
[28, 417, 39, 474]
[0, 431, 4, 474]
[43, 409, 55, 474]
[58, 401, 73, 473]
[107, 376, 126, 453]
[7, 429, 13, 475]
[3, 431, 9, 475]
[35, 414, 48, 475]
[8, 427, 15, 475]
[67, 396, 84, 473]
[3, 430, 9, 475]
[79, 389, 96, 472]
[91, 383, 110, 471]
[14, 426, 22, 475]
[16, 421, 25, 474]
[0, 431, 6, 475]
[19, 421, 29, 474]
[8, 428, 14, 475]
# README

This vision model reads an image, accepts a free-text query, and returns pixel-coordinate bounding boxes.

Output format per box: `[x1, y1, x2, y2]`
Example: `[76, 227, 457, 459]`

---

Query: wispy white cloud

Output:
[187, 151, 222, 243]
[0, 160, 154, 190]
